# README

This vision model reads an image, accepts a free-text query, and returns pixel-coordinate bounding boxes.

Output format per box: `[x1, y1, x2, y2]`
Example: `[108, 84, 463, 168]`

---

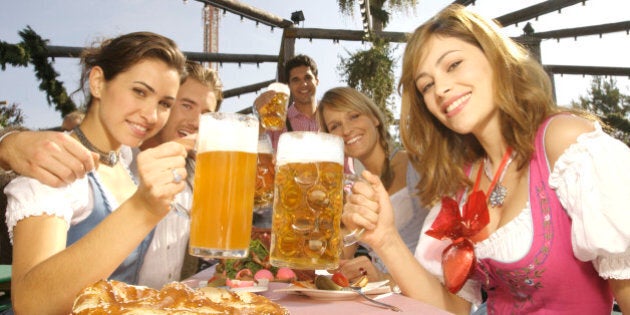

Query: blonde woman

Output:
[317, 86, 429, 281]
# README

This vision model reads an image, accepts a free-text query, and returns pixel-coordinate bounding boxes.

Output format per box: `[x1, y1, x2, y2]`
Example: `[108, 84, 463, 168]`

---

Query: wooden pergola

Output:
[42, 0, 630, 101]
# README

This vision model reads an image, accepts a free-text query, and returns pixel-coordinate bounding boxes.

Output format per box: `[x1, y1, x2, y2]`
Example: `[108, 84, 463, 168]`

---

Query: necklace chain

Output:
[483, 150, 514, 207]
[73, 126, 120, 167]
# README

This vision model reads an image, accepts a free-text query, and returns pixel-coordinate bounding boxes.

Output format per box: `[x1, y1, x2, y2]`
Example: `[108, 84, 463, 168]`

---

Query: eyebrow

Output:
[179, 97, 197, 105]
[414, 49, 461, 82]
[134, 81, 176, 101]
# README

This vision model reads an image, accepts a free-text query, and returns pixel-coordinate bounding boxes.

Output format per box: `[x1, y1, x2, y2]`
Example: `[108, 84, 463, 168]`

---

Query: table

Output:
[184, 267, 453, 314]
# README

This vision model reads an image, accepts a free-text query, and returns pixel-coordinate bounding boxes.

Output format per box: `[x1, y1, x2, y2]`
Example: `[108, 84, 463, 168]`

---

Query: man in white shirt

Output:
[130, 61, 222, 288]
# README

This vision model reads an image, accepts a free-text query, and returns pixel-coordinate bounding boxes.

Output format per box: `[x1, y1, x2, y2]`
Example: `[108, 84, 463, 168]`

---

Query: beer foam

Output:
[258, 136, 274, 154]
[267, 82, 290, 95]
[276, 132, 344, 165]
[196, 113, 259, 153]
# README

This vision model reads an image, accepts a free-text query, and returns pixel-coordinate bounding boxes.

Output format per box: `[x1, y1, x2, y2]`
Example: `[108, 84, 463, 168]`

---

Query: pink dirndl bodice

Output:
[473, 117, 613, 314]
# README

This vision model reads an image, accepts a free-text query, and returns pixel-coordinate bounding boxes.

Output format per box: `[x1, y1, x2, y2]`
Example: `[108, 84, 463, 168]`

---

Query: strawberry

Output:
[331, 272, 349, 288]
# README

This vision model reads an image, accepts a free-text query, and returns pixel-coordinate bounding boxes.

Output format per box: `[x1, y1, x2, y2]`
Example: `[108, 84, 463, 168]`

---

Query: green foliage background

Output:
[571, 76, 630, 146]
[0, 26, 77, 127]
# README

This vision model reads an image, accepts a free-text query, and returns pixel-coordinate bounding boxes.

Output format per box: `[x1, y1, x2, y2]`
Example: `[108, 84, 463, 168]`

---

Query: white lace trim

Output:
[5, 176, 89, 242]
[475, 205, 533, 262]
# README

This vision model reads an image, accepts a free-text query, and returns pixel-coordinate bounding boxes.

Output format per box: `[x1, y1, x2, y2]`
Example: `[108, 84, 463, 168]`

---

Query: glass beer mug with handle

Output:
[270, 132, 346, 270]
[253, 133, 275, 228]
[256, 82, 290, 131]
[189, 112, 259, 259]
[342, 173, 367, 246]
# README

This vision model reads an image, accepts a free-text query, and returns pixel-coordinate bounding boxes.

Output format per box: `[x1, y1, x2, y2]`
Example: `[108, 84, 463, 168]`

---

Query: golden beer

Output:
[189, 112, 259, 259]
[254, 133, 275, 211]
[270, 132, 345, 270]
[258, 83, 289, 131]
[254, 152, 275, 209]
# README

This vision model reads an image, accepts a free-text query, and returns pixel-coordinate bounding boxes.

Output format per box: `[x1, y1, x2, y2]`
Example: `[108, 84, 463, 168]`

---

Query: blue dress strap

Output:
[67, 172, 154, 284]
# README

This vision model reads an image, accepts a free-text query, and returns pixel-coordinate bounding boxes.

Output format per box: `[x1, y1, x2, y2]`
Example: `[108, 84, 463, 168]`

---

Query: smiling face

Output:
[153, 77, 218, 144]
[414, 35, 497, 137]
[92, 58, 180, 149]
[322, 107, 380, 160]
[288, 65, 319, 106]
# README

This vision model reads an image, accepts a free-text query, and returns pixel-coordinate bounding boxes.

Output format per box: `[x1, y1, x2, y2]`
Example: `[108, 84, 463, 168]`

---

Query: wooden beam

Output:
[545, 65, 630, 77]
[495, 0, 586, 27]
[451, 0, 476, 6]
[45, 45, 277, 64]
[184, 52, 277, 63]
[193, 0, 293, 29]
[278, 28, 295, 83]
[223, 79, 276, 99]
[528, 21, 630, 40]
[284, 27, 408, 43]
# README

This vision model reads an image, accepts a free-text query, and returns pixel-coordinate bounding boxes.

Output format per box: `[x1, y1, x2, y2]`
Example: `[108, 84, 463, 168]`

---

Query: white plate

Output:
[184, 279, 269, 293]
[230, 285, 269, 293]
[274, 280, 391, 301]
[300, 289, 360, 301]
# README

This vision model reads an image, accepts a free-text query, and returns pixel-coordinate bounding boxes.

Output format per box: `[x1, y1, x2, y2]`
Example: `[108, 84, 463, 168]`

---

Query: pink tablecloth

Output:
[184, 267, 453, 315]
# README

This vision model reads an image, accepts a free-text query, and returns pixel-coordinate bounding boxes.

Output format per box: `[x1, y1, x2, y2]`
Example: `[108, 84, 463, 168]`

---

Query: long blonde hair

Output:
[318, 87, 396, 189]
[399, 5, 560, 207]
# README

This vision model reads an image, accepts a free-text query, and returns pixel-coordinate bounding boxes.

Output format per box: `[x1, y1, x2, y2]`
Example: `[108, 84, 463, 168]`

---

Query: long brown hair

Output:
[318, 87, 395, 189]
[77, 31, 187, 109]
[398, 5, 561, 207]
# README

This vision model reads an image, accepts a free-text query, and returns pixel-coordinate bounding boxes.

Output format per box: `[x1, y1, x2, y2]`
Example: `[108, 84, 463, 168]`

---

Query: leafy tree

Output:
[0, 101, 25, 127]
[337, 0, 417, 143]
[337, 0, 418, 32]
[571, 76, 630, 146]
[338, 37, 396, 126]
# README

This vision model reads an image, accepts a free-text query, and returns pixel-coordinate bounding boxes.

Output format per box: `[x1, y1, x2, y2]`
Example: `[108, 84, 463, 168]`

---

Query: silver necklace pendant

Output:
[73, 126, 119, 167]
[488, 183, 507, 207]
[102, 151, 119, 166]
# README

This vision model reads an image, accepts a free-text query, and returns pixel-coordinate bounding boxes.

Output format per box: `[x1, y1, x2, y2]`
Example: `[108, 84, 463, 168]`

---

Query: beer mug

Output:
[269, 132, 345, 270]
[254, 133, 275, 212]
[342, 173, 367, 246]
[257, 83, 289, 131]
[253, 133, 275, 229]
[189, 112, 259, 259]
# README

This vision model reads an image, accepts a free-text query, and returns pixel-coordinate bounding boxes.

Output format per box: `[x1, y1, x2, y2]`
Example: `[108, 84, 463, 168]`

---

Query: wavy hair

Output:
[398, 5, 561, 207]
[78, 31, 187, 109]
[184, 61, 224, 111]
[317, 87, 395, 189]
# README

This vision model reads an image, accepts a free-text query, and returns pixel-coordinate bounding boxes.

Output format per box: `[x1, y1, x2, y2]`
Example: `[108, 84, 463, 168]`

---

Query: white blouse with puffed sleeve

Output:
[415, 122, 630, 305]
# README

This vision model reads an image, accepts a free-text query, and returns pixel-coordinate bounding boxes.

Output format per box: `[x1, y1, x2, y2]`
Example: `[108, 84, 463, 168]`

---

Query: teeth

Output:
[130, 123, 147, 132]
[446, 93, 471, 113]
[346, 136, 361, 145]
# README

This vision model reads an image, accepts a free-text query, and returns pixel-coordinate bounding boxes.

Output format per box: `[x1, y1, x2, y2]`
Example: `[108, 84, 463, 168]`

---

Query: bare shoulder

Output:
[544, 114, 596, 169]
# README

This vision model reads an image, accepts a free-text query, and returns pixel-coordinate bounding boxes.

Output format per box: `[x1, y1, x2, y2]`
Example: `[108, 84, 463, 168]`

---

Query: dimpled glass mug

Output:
[254, 133, 275, 211]
[257, 83, 290, 131]
[189, 112, 259, 259]
[269, 132, 346, 270]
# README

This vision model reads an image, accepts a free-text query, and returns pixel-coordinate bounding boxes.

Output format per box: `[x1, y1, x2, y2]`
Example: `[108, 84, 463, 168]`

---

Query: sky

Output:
[1, 0, 629, 130]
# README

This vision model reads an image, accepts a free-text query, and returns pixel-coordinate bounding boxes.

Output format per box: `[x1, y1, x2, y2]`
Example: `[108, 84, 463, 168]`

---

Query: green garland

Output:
[0, 26, 76, 117]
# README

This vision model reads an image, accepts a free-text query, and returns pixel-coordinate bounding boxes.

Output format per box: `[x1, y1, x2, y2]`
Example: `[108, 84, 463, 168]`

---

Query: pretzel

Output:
[72, 279, 289, 314]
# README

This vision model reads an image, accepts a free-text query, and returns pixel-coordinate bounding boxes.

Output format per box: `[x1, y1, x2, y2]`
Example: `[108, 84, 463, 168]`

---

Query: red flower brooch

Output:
[425, 148, 513, 293]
